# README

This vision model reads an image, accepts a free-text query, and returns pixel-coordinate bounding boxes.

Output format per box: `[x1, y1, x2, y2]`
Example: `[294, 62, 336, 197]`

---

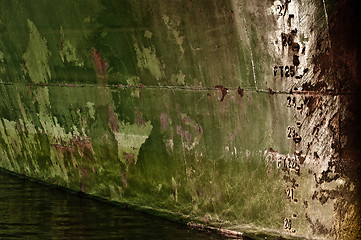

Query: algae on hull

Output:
[0, 0, 360, 239]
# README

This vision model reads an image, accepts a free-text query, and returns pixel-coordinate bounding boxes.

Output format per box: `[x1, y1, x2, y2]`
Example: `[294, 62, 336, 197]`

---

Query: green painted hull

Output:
[0, 0, 360, 239]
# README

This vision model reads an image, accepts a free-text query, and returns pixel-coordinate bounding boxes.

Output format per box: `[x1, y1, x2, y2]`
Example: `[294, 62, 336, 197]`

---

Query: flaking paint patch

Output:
[59, 26, 84, 67]
[22, 20, 51, 84]
[113, 126, 152, 166]
[0, 119, 21, 171]
[176, 113, 203, 151]
[86, 102, 96, 120]
[1, 83, 101, 184]
[126, 76, 141, 98]
[171, 71, 185, 85]
[108, 107, 152, 166]
[133, 37, 164, 81]
[144, 30, 153, 39]
[166, 138, 174, 155]
[162, 15, 185, 54]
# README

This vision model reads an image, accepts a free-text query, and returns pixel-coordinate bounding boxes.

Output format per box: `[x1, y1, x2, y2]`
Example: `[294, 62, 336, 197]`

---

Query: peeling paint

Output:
[162, 15, 185, 54]
[133, 38, 164, 81]
[0, 0, 359, 239]
[23, 20, 51, 84]
[59, 26, 84, 67]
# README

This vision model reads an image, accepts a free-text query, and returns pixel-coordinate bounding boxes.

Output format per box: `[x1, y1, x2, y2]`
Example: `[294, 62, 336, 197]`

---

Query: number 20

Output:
[284, 218, 292, 230]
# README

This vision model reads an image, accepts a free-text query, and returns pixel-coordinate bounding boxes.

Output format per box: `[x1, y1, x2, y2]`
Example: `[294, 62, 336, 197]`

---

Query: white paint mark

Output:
[231, 0, 257, 89]
[322, 0, 333, 54]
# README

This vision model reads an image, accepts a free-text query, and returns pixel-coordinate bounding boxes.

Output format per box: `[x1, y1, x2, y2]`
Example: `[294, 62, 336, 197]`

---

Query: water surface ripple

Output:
[0, 171, 232, 240]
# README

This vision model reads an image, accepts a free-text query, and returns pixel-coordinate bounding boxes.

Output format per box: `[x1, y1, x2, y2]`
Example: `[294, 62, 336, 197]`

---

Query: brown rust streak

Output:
[215, 85, 228, 101]
[108, 106, 119, 132]
[311, 0, 361, 238]
[91, 47, 108, 85]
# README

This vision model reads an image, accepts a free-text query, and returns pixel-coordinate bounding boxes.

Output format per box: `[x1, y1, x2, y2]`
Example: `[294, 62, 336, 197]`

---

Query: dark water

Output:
[0, 171, 235, 240]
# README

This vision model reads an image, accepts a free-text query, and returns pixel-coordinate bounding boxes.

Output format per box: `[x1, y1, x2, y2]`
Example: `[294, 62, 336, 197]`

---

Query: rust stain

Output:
[237, 86, 244, 97]
[176, 125, 183, 136]
[215, 85, 228, 101]
[71, 136, 94, 155]
[184, 131, 192, 142]
[160, 113, 169, 133]
[293, 55, 300, 66]
[207, 93, 211, 100]
[27, 81, 33, 96]
[123, 152, 135, 165]
[52, 136, 94, 158]
[135, 110, 146, 127]
[305, 213, 330, 235]
[108, 106, 119, 132]
[121, 171, 127, 188]
[197, 125, 203, 135]
[53, 142, 75, 154]
[268, 88, 275, 95]
[182, 116, 191, 124]
[91, 47, 108, 84]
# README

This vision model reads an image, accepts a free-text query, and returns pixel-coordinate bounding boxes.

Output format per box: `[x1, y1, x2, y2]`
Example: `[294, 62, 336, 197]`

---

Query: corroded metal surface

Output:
[0, 0, 359, 239]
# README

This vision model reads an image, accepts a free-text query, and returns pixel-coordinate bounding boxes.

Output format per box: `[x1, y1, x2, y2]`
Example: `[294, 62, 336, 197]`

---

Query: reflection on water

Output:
[0, 171, 234, 240]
